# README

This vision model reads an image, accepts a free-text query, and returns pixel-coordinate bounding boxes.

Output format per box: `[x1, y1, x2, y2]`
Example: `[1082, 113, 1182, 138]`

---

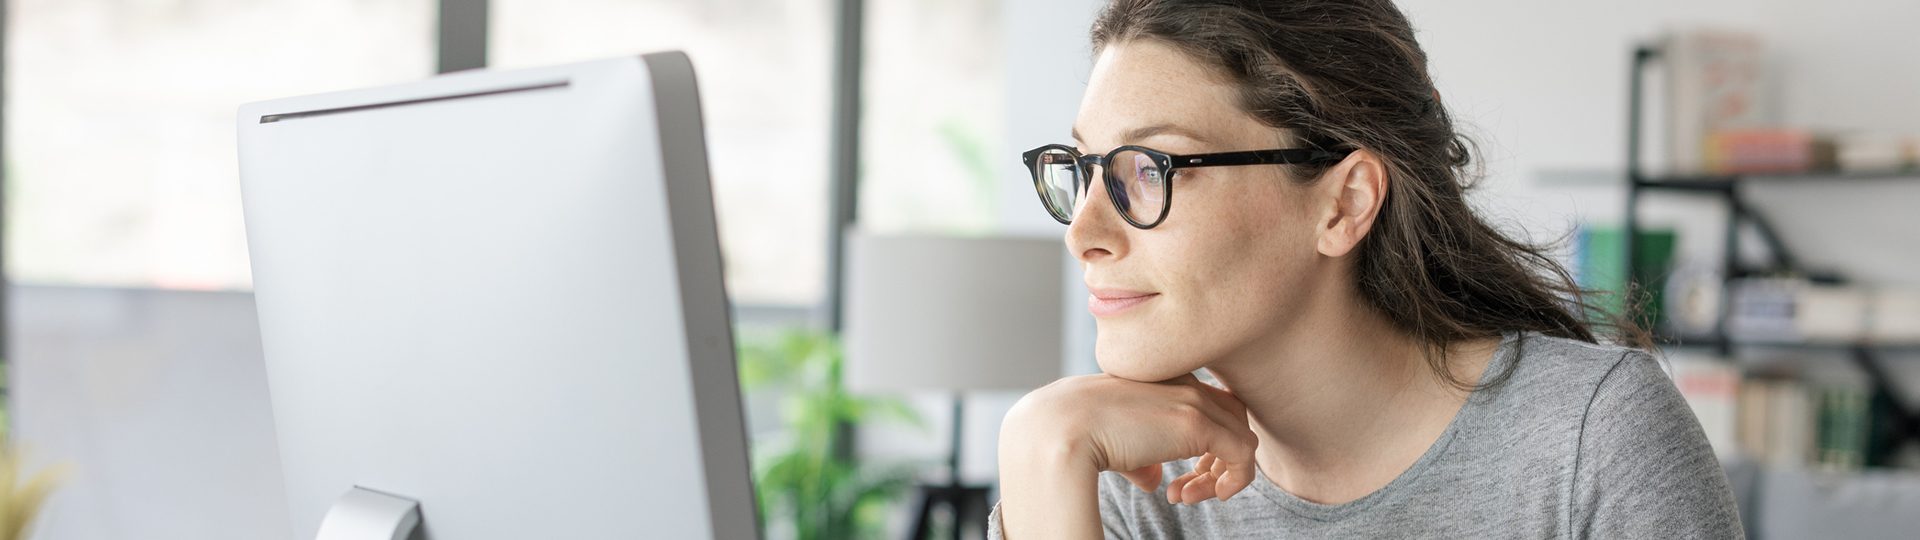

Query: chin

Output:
[1093, 329, 1207, 383]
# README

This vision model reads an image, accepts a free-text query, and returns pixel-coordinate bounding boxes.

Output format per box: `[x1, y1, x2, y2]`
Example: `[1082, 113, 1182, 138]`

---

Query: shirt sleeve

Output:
[987, 500, 1007, 540]
[1096, 471, 1139, 539]
[986, 472, 1138, 540]
[1572, 350, 1745, 539]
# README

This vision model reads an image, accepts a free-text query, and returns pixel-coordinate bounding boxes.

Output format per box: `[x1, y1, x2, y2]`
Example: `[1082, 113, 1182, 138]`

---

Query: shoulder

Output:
[1477, 334, 1740, 536]
[1462, 334, 1705, 480]
[1474, 333, 1660, 423]
[1485, 333, 1707, 462]
[1499, 332, 1654, 390]
[1496, 333, 1692, 445]
[1497, 335, 1743, 537]
[1558, 338, 1713, 476]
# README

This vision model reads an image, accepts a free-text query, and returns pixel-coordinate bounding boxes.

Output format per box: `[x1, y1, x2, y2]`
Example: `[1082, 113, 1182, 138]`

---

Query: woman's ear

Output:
[1314, 149, 1388, 258]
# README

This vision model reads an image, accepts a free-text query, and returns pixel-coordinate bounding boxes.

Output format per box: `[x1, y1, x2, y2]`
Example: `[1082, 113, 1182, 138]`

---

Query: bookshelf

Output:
[1621, 43, 1920, 466]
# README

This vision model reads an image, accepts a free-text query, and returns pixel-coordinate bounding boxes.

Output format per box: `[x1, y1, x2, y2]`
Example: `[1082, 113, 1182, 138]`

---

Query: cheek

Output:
[1094, 176, 1316, 380]
[1177, 173, 1314, 305]
[1178, 193, 1311, 329]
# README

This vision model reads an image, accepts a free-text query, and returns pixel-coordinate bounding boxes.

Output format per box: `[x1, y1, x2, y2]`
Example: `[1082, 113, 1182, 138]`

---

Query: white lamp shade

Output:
[844, 231, 1068, 393]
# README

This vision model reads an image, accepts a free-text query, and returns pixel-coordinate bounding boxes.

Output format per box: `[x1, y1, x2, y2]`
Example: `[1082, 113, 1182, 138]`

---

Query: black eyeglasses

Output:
[1022, 144, 1351, 229]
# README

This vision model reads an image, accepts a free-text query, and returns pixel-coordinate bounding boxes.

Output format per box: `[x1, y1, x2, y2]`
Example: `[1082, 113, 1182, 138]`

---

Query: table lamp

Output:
[844, 230, 1068, 539]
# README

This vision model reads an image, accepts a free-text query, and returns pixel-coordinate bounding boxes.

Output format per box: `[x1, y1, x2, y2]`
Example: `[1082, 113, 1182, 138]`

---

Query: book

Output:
[1766, 380, 1813, 468]
[1574, 225, 1677, 329]
[1726, 278, 1875, 344]
[1702, 128, 1824, 174]
[1662, 28, 1769, 175]
[1813, 385, 1870, 471]
[1834, 133, 1915, 171]
[1672, 356, 1742, 459]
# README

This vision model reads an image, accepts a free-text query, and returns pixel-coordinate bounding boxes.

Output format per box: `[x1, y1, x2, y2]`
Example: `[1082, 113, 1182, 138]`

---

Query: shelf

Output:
[1634, 168, 1920, 191]
[1656, 337, 1920, 355]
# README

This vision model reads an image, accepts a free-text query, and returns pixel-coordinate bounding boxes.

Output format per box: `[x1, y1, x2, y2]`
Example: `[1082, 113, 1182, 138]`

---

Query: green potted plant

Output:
[737, 329, 924, 540]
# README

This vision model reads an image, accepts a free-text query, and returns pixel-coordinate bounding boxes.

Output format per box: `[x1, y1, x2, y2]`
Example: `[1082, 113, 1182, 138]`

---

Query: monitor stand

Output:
[314, 487, 422, 540]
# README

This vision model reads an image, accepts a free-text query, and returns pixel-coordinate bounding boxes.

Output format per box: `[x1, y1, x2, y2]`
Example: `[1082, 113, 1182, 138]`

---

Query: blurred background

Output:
[3, 0, 1919, 539]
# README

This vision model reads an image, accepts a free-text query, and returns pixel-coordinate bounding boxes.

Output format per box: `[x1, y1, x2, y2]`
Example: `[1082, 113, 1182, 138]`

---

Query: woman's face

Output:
[1069, 39, 1331, 382]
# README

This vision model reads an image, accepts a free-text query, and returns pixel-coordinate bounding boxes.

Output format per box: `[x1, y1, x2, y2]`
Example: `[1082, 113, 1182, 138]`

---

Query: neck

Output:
[1205, 273, 1499, 505]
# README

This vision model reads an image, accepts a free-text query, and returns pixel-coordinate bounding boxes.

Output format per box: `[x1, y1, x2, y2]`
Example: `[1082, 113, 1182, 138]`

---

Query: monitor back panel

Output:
[236, 53, 754, 539]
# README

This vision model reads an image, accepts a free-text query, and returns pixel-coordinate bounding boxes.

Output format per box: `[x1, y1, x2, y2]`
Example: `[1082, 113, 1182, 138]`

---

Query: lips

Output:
[1087, 286, 1159, 317]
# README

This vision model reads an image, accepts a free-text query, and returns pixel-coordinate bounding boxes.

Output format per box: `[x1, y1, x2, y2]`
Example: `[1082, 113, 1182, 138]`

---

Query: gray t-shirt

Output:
[988, 332, 1744, 539]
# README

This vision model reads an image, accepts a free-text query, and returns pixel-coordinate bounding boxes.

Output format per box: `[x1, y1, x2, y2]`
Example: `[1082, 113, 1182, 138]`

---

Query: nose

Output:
[1064, 168, 1125, 264]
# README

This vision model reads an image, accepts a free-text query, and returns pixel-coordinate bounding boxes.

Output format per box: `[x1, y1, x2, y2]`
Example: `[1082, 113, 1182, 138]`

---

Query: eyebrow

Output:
[1069, 123, 1212, 148]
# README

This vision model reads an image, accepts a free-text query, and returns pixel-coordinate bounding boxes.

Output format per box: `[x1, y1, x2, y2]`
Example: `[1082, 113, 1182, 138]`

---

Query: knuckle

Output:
[1169, 403, 1210, 431]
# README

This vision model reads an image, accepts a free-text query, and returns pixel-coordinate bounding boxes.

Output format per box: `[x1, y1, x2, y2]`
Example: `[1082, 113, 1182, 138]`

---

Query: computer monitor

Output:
[235, 51, 758, 540]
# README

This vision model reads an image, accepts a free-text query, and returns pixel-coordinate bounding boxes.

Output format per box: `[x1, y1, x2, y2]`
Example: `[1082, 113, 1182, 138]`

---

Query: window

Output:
[5, 0, 434, 289]
[493, 0, 835, 307]
[860, 0, 1004, 234]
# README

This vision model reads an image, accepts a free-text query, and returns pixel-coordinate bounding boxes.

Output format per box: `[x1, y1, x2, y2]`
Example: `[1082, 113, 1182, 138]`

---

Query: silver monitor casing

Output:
[236, 51, 757, 539]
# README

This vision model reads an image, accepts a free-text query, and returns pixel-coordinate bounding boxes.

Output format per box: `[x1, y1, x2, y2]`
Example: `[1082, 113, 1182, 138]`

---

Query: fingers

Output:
[1080, 373, 1260, 506]
[1209, 451, 1254, 502]
[1167, 470, 1221, 504]
[1166, 469, 1200, 503]
[1165, 452, 1255, 505]
[1156, 374, 1259, 505]
[1212, 445, 1257, 501]
[1169, 454, 1218, 504]
[1176, 418, 1258, 504]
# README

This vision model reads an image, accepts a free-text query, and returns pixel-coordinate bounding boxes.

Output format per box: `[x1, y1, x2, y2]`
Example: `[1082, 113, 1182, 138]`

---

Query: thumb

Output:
[1213, 453, 1257, 501]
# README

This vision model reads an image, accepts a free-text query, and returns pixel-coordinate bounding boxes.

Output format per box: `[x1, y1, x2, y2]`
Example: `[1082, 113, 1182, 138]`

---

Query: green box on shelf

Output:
[1577, 225, 1676, 328]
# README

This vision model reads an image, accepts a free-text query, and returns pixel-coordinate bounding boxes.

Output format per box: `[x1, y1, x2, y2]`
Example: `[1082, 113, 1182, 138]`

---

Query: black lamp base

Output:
[907, 482, 993, 540]
[906, 394, 992, 539]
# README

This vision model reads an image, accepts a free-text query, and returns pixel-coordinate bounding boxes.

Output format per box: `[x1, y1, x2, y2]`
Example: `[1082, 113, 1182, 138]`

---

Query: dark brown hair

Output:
[1091, 0, 1648, 389]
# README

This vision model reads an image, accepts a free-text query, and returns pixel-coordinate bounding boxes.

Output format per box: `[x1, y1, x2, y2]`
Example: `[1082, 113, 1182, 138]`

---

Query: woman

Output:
[988, 0, 1742, 538]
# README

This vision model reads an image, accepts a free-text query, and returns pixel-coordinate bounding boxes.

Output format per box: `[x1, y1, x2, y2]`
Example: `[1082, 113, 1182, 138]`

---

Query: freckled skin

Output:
[1069, 39, 1325, 383]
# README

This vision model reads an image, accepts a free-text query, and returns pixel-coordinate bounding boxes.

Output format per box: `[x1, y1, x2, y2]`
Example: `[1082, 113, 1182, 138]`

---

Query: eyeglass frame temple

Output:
[1167, 148, 1351, 168]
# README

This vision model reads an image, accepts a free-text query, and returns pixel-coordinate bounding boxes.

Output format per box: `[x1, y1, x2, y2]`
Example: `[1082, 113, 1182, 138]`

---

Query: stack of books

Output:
[1702, 128, 1917, 174]
[1735, 377, 1871, 471]
[1726, 278, 1920, 345]
[1673, 358, 1874, 470]
[1662, 28, 1919, 175]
